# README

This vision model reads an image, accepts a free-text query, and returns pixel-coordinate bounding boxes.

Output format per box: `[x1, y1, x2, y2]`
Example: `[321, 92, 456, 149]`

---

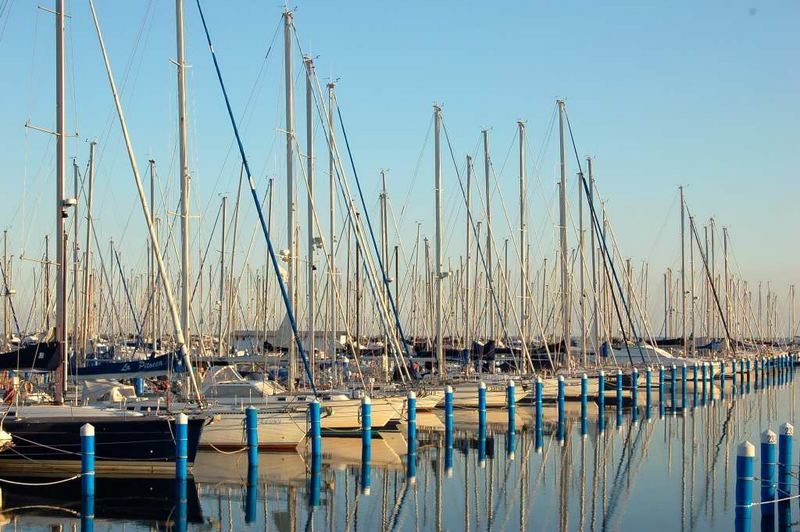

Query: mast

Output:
[327, 82, 336, 362]
[304, 56, 316, 380]
[689, 215, 696, 356]
[465, 155, 473, 350]
[680, 186, 686, 356]
[588, 158, 598, 357]
[176, 0, 191, 356]
[517, 121, 527, 353]
[723, 226, 730, 352]
[579, 169, 586, 367]
[82, 141, 96, 358]
[557, 100, 570, 365]
[482, 129, 493, 341]
[2, 231, 6, 347]
[55, 0, 67, 403]
[434, 105, 445, 378]
[379, 170, 389, 381]
[148, 159, 157, 351]
[284, 10, 297, 390]
[218, 196, 227, 356]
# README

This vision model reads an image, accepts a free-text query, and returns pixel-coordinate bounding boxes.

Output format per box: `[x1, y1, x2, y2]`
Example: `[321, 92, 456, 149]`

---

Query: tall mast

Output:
[587, 158, 598, 358]
[579, 168, 586, 367]
[434, 105, 445, 378]
[680, 186, 686, 356]
[379, 169, 389, 381]
[176, 0, 191, 355]
[689, 215, 696, 356]
[517, 121, 527, 354]
[55, 0, 67, 403]
[482, 129, 493, 341]
[284, 10, 297, 390]
[218, 196, 227, 356]
[327, 82, 336, 362]
[557, 100, 570, 365]
[465, 155, 473, 350]
[72, 159, 80, 359]
[2, 231, 7, 347]
[723, 226, 730, 351]
[304, 56, 316, 380]
[148, 159, 157, 351]
[82, 142, 96, 357]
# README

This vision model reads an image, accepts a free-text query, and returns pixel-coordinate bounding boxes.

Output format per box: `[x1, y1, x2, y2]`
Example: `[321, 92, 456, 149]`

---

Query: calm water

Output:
[2, 370, 797, 531]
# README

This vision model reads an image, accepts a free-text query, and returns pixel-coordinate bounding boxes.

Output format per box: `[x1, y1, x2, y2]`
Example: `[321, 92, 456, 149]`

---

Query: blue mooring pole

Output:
[246, 406, 258, 468]
[478, 381, 487, 429]
[735, 441, 755, 532]
[407, 391, 417, 480]
[444, 385, 454, 448]
[535, 377, 543, 435]
[507, 380, 516, 435]
[615, 369, 623, 428]
[761, 429, 777, 517]
[701, 363, 708, 404]
[310, 400, 322, 458]
[693, 363, 699, 407]
[681, 364, 687, 409]
[581, 374, 588, 436]
[779, 422, 793, 500]
[598, 371, 606, 433]
[720, 360, 726, 400]
[558, 375, 566, 429]
[176, 413, 188, 480]
[658, 366, 665, 418]
[81, 423, 95, 532]
[361, 396, 372, 495]
[670, 365, 677, 413]
[755, 357, 760, 388]
[645, 367, 652, 420]
[631, 369, 639, 424]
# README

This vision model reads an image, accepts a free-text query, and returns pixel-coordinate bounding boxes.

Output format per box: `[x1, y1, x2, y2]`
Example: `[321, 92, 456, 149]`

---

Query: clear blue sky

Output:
[0, 1, 798, 328]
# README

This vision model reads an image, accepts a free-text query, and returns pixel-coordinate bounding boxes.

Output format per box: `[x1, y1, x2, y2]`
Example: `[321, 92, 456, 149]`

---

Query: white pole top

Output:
[738, 441, 755, 457]
[536, 377, 542, 384]
[600, 370, 605, 377]
[761, 429, 778, 444]
[508, 380, 515, 388]
[362, 395, 371, 405]
[312, 399, 320, 405]
[408, 391, 416, 400]
[445, 385, 453, 393]
[781, 422, 794, 436]
[617, 369, 622, 375]
[177, 413, 188, 425]
[479, 381, 486, 389]
[558, 375, 564, 382]
[582, 373, 588, 379]
[81, 423, 95, 437]
[672, 364, 676, 369]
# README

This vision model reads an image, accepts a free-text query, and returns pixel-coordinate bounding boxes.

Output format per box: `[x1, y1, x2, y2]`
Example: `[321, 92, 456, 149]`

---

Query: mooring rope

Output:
[0, 473, 81, 486]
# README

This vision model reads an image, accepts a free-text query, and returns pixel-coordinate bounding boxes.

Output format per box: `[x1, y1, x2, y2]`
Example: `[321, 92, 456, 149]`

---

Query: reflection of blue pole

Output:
[580, 374, 588, 436]
[746, 358, 751, 387]
[361, 396, 372, 495]
[761, 429, 777, 517]
[246, 465, 258, 523]
[755, 357, 760, 387]
[645, 368, 652, 421]
[176, 413, 188, 480]
[658, 366, 665, 418]
[735, 441, 754, 532]
[246, 406, 258, 468]
[778, 422, 793, 499]
[720, 360, 726, 400]
[507, 429, 516, 460]
[615, 369, 623, 428]
[175, 478, 187, 532]
[81, 423, 95, 532]
[478, 404, 487, 468]
[709, 363, 715, 402]
[310, 450, 321, 507]
[631, 369, 638, 424]
[692, 363, 698, 407]
[701, 363, 708, 402]
[507, 380, 516, 435]
[732, 359, 737, 389]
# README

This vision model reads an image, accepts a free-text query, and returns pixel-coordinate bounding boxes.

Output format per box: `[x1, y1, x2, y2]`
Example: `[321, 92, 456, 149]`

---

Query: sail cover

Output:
[73, 351, 186, 381]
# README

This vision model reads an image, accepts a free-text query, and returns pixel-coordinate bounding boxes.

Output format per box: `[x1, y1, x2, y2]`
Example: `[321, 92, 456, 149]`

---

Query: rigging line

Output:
[334, 102, 414, 362]
[564, 110, 641, 364]
[399, 115, 435, 219]
[112, 246, 143, 342]
[194, 1, 316, 395]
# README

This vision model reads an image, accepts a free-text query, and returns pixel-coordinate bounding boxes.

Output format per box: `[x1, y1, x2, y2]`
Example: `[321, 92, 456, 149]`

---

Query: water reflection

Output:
[1, 372, 796, 531]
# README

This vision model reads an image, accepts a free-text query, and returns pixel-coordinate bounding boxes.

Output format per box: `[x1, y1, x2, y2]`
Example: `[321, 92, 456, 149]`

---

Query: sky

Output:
[0, 0, 798, 335]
